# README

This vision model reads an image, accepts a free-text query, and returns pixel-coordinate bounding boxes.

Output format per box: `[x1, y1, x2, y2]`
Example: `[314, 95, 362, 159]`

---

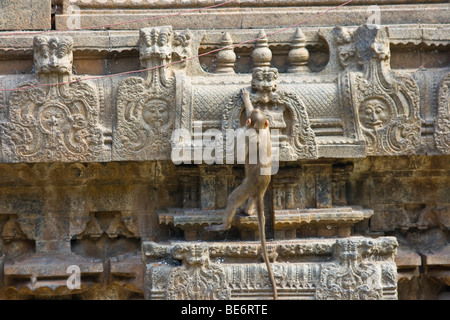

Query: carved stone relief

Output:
[0, 36, 105, 162]
[223, 66, 318, 161]
[0, 215, 27, 243]
[435, 73, 450, 154]
[113, 26, 192, 161]
[76, 211, 139, 240]
[144, 238, 398, 300]
[335, 26, 423, 155]
[0, 17, 448, 301]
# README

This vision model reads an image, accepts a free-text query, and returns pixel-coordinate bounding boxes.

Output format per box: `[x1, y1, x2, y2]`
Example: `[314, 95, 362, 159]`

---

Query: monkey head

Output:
[246, 108, 269, 130]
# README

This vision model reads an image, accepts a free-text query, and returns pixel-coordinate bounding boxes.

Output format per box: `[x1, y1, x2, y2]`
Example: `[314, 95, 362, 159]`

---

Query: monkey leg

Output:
[256, 196, 278, 300]
[205, 182, 251, 232]
[244, 198, 256, 216]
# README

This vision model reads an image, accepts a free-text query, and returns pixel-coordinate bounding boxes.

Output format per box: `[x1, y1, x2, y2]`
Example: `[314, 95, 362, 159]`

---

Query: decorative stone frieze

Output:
[0, 0, 448, 300]
[1, 36, 107, 163]
[143, 237, 398, 300]
[435, 73, 450, 154]
[335, 26, 423, 155]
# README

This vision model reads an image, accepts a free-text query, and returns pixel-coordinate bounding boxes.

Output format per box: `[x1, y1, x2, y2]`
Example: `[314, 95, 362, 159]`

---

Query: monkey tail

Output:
[257, 198, 278, 300]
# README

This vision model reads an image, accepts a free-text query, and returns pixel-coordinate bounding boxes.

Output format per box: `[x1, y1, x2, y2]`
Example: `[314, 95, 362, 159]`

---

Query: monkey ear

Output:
[246, 118, 252, 127]
[265, 119, 269, 129]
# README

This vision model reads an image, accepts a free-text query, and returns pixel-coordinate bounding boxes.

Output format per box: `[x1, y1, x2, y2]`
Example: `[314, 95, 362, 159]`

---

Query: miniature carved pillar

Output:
[273, 181, 284, 210]
[200, 167, 216, 211]
[252, 30, 272, 68]
[332, 163, 354, 206]
[215, 167, 233, 209]
[181, 175, 199, 209]
[303, 164, 333, 209]
[285, 181, 297, 210]
[288, 28, 309, 73]
[216, 32, 236, 74]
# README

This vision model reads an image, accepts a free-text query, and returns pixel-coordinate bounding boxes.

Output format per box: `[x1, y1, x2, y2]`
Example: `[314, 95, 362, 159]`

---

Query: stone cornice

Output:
[0, 24, 448, 56]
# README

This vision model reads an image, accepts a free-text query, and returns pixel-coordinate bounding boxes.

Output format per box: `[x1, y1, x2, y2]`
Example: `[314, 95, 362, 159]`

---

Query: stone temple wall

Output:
[0, 0, 448, 300]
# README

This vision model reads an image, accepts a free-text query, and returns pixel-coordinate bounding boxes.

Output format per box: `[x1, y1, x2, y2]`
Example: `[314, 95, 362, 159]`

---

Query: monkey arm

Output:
[241, 88, 254, 116]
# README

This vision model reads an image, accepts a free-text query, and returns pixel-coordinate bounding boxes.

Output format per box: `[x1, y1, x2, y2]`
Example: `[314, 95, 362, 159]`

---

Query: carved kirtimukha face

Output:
[184, 246, 209, 266]
[359, 98, 391, 129]
[33, 36, 73, 75]
[39, 105, 71, 134]
[251, 67, 278, 94]
[142, 100, 170, 127]
[172, 30, 192, 68]
[140, 26, 173, 62]
[371, 37, 390, 61]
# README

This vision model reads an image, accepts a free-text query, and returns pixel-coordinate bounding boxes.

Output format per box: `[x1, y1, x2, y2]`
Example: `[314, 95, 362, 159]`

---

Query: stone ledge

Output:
[3, 253, 103, 296]
[55, 4, 450, 30]
[1, 25, 448, 55]
[0, 0, 51, 31]
[158, 206, 373, 240]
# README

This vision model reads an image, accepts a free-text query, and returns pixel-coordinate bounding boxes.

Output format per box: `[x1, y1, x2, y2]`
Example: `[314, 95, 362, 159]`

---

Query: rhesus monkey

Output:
[205, 88, 278, 300]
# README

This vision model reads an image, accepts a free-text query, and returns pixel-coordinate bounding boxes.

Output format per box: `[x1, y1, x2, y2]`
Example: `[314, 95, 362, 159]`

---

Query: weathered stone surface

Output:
[0, 0, 51, 31]
[1, 24, 446, 162]
[0, 35, 109, 163]
[0, 0, 448, 301]
[143, 237, 398, 300]
[55, 2, 450, 30]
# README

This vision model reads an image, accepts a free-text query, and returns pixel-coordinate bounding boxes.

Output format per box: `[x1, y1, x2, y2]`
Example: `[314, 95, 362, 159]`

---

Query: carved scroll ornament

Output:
[1, 36, 104, 162]
[435, 73, 450, 154]
[335, 26, 423, 155]
[113, 26, 192, 161]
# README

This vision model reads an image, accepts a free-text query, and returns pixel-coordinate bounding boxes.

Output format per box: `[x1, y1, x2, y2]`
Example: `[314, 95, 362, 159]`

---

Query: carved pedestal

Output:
[143, 237, 398, 300]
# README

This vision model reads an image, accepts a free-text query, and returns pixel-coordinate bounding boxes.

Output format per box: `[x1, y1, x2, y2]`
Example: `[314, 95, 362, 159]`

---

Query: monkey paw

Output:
[204, 224, 230, 232]
[244, 207, 256, 216]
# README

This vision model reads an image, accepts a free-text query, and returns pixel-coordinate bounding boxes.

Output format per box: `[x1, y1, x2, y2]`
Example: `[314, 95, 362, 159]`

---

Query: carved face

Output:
[359, 98, 391, 129]
[172, 31, 192, 68]
[184, 246, 209, 266]
[39, 105, 71, 133]
[140, 26, 173, 62]
[33, 36, 73, 75]
[371, 39, 390, 61]
[251, 67, 278, 94]
[142, 100, 170, 127]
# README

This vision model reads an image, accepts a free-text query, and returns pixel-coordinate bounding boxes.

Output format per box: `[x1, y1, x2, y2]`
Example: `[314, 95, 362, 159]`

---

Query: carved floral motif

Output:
[1, 36, 104, 162]
[114, 27, 191, 160]
[435, 73, 450, 154]
[157, 244, 231, 300]
[335, 26, 423, 155]
[316, 239, 397, 300]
